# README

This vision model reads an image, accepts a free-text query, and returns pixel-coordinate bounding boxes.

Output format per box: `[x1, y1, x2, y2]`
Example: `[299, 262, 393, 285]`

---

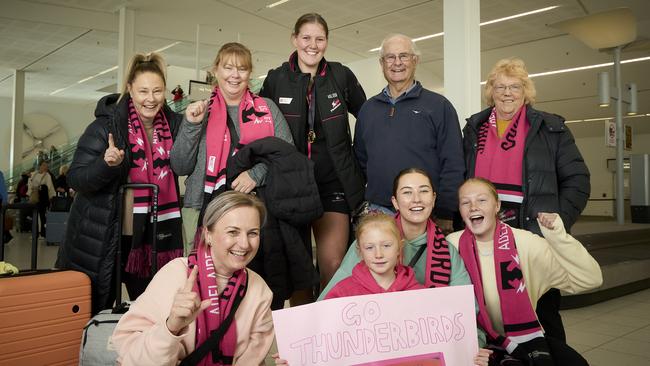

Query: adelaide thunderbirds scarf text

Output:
[458, 221, 544, 353]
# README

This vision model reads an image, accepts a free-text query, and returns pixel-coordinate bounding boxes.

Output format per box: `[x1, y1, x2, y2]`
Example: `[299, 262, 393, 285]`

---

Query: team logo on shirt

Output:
[331, 99, 341, 112]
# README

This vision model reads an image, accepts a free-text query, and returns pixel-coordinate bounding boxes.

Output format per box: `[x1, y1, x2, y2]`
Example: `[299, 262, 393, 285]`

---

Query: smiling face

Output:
[204, 206, 261, 276]
[391, 172, 435, 227]
[491, 74, 525, 120]
[459, 180, 501, 242]
[214, 55, 251, 105]
[292, 22, 328, 74]
[127, 71, 166, 124]
[358, 223, 401, 282]
[380, 36, 418, 87]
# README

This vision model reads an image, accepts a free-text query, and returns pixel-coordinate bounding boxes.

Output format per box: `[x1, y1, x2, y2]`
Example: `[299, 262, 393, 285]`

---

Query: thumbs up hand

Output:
[104, 133, 125, 167]
[166, 266, 211, 335]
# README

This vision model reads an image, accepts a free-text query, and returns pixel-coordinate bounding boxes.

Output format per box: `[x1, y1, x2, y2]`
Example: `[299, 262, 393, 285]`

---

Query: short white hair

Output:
[379, 34, 421, 58]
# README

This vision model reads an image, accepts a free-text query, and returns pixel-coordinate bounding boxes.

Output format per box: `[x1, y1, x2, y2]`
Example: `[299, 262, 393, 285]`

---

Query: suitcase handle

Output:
[114, 183, 159, 308]
[1, 202, 39, 268]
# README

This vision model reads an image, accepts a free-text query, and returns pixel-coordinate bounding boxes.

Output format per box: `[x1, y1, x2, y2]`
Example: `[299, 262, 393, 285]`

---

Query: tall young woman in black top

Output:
[260, 13, 367, 299]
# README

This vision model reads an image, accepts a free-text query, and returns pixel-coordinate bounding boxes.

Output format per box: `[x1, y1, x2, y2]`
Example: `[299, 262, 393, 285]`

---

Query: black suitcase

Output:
[50, 193, 73, 212]
[1, 202, 39, 264]
[78, 183, 161, 365]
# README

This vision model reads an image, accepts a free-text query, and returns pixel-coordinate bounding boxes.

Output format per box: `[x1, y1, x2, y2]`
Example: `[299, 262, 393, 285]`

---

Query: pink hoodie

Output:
[324, 262, 424, 300]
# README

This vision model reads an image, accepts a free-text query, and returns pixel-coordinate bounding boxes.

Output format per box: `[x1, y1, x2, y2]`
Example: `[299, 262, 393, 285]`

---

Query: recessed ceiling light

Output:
[49, 42, 179, 96]
[478, 56, 650, 85]
[267, 0, 290, 8]
[369, 5, 560, 52]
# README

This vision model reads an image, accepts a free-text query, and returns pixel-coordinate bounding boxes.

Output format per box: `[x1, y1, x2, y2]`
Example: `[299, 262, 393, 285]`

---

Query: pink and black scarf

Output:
[474, 105, 529, 226]
[125, 99, 183, 277]
[187, 243, 248, 366]
[458, 221, 544, 353]
[395, 215, 451, 287]
[201, 87, 274, 217]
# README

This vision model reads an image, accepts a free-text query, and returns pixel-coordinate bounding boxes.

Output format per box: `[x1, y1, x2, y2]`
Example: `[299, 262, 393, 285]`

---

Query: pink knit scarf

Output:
[458, 221, 544, 353]
[474, 106, 529, 224]
[395, 215, 451, 287]
[125, 99, 182, 277]
[203, 87, 275, 198]
[188, 244, 247, 365]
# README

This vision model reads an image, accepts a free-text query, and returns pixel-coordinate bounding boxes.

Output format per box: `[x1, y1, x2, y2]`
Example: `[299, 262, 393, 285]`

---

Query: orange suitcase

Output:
[0, 270, 91, 366]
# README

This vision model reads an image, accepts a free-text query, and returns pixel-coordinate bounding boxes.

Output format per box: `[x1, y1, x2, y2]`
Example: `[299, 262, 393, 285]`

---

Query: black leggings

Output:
[536, 288, 566, 341]
[488, 336, 588, 366]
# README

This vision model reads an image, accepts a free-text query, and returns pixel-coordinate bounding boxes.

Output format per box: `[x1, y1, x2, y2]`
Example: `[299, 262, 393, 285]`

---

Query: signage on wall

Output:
[605, 120, 616, 147]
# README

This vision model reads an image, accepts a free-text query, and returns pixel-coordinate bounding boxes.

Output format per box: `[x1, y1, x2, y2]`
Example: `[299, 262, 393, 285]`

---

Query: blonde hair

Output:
[121, 52, 167, 96]
[201, 191, 266, 244]
[211, 42, 253, 86]
[59, 164, 69, 176]
[459, 177, 499, 202]
[484, 57, 536, 106]
[355, 212, 403, 249]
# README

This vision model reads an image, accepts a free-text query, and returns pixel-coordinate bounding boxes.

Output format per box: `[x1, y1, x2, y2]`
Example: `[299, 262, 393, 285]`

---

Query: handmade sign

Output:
[272, 285, 478, 365]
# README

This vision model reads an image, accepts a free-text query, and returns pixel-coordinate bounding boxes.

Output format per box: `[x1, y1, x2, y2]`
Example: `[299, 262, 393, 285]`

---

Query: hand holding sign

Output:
[104, 133, 125, 167]
[166, 266, 211, 335]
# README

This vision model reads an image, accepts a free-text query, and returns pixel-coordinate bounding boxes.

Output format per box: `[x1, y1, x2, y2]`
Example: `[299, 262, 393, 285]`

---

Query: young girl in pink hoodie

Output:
[325, 213, 421, 298]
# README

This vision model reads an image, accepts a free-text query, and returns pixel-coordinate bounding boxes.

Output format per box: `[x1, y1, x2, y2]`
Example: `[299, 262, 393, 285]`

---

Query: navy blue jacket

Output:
[354, 82, 465, 219]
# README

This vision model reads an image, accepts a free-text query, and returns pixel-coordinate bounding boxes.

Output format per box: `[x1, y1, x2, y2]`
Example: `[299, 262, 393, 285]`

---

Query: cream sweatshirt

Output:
[446, 216, 602, 335]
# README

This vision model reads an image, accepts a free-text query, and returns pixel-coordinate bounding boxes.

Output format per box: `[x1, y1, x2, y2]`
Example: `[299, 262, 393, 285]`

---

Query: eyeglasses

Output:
[494, 84, 523, 94]
[382, 53, 415, 65]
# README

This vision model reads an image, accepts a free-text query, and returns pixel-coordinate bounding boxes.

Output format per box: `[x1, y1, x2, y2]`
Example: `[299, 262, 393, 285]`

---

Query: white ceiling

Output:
[1, 0, 650, 136]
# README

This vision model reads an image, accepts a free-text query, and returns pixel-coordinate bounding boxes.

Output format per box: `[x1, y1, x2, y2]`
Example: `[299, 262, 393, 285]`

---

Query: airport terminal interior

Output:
[2, 0, 650, 365]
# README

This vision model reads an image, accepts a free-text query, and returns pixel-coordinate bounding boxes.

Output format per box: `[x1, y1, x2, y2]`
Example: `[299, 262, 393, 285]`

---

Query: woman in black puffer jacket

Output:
[57, 53, 183, 314]
[463, 57, 590, 344]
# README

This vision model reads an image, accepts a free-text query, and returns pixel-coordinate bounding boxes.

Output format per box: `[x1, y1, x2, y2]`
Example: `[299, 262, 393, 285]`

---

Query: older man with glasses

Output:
[353, 33, 465, 234]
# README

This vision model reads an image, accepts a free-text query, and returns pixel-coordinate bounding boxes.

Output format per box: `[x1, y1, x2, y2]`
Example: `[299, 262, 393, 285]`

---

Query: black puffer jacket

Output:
[227, 137, 321, 309]
[56, 94, 181, 314]
[260, 53, 367, 211]
[464, 106, 590, 235]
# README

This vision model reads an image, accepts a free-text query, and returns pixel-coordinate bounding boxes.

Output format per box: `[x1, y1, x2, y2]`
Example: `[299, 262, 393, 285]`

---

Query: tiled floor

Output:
[562, 289, 650, 365]
[3, 231, 650, 365]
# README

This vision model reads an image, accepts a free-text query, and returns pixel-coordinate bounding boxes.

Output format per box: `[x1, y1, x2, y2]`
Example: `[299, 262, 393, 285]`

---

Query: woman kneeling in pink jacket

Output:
[113, 191, 274, 365]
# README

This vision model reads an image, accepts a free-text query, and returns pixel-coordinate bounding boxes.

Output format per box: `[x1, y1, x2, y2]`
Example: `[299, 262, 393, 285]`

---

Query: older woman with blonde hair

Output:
[463, 58, 590, 342]
[171, 42, 294, 251]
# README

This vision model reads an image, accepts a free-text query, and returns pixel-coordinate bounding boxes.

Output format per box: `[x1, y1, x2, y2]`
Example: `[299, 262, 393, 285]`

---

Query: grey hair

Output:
[379, 33, 421, 58]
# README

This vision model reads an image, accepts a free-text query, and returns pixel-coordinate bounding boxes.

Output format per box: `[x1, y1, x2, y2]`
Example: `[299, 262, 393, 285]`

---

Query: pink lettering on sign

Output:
[273, 286, 477, 365]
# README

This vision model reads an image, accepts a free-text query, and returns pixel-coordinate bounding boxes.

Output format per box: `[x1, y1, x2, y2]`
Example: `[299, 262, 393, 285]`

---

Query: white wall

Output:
[0, 97, 96, 173]
[573, 125, 650, 216]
